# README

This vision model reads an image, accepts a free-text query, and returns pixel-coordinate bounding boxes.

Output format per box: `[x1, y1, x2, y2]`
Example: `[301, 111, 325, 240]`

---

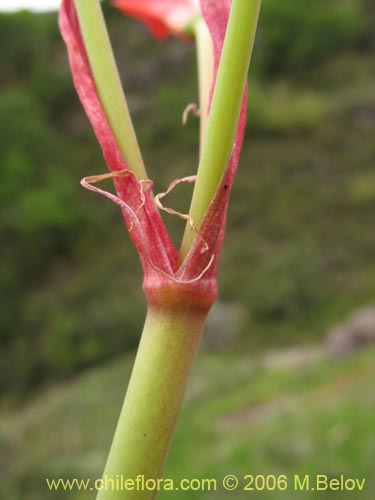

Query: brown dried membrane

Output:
[182, 102, 200, 125]
[81, 170, 214, 283]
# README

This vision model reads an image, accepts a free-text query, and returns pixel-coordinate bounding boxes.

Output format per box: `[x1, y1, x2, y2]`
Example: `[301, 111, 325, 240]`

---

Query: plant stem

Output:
[96, 303, 208, 500]
[179, 0, 261, 261]
[195, 17, 213, 154]
[75, 0, 147, 180]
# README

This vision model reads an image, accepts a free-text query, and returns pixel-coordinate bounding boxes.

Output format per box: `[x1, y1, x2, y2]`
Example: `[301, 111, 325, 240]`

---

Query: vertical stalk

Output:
[179, 0, 261, 261]
[195, 17, 213, 154]
[96, 303, 209, 500]
[75, 0, 147, 180]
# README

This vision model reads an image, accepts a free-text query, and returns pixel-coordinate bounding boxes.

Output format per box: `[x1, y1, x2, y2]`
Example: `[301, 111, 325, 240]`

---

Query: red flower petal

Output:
[112, 0, 200, 39]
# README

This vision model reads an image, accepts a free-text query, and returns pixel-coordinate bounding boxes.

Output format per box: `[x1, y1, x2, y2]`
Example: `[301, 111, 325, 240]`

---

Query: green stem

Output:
[179, 0, 261, 261]
[96, 303, 208, 500]
[75, 0, 147, 180]
[195, 17, 213, 155]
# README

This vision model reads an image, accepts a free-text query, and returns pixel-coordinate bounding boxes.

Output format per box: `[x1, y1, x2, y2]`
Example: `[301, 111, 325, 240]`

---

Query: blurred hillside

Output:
[0, 0, 374, 403]
[1, 345, 374, 499]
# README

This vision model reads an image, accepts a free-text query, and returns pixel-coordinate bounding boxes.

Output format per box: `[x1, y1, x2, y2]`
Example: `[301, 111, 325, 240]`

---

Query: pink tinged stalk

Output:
[59, 0, 260, 498]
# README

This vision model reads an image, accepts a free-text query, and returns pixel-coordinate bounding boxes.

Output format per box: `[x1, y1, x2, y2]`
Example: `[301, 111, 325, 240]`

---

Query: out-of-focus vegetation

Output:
[256, 0, 366, 74]
[1, 348, 373, 499]
[0, 0, 374, 403]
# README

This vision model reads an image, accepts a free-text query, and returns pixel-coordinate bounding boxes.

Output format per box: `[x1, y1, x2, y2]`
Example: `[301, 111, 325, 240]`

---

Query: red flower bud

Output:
[112, 0, 200, 39]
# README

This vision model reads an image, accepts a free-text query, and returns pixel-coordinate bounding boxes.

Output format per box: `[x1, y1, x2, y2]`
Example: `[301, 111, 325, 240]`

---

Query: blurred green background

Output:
[0, 0, 374, 499]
